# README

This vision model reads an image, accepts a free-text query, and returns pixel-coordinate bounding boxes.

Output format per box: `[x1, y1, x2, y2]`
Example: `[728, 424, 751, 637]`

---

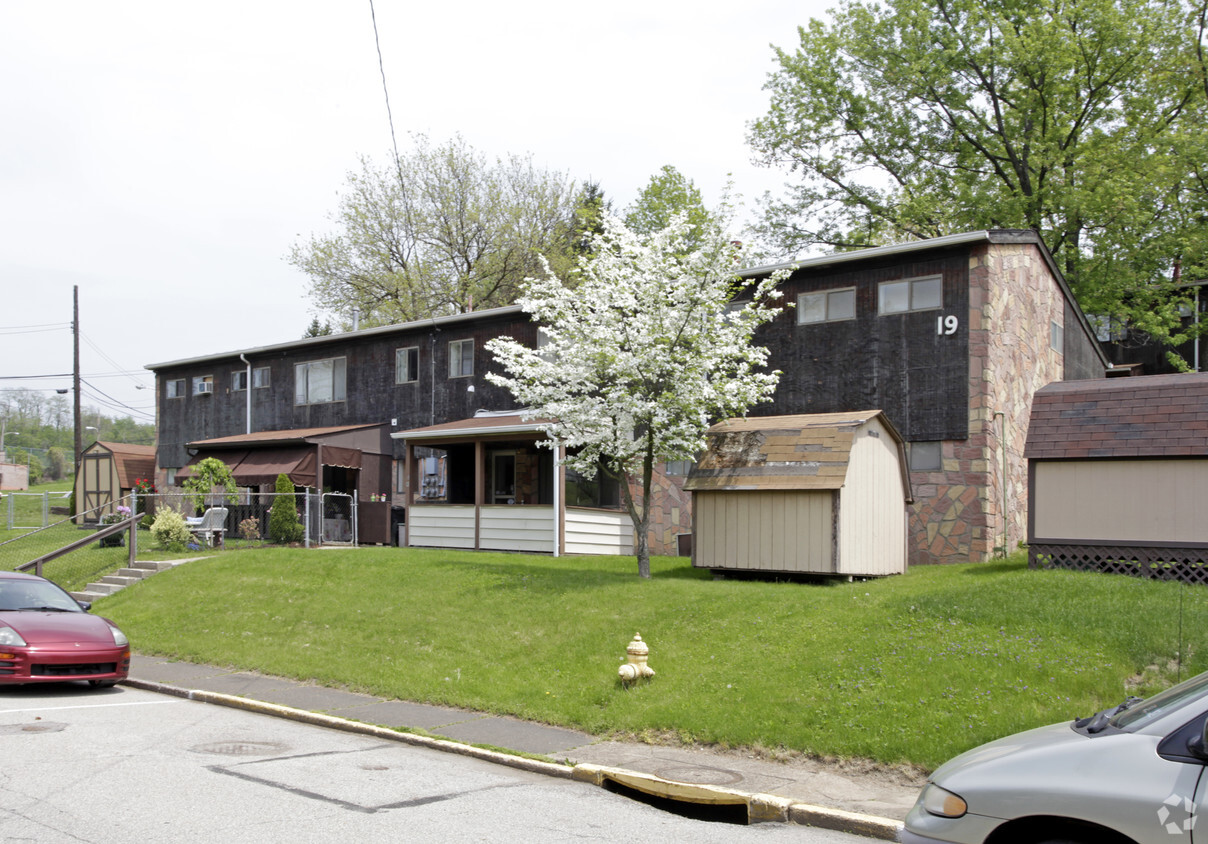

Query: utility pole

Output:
[73, 286, 82, 470]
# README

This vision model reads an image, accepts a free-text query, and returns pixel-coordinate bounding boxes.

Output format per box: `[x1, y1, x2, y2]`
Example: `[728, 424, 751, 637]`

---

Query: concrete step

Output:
[130, 561, 175, 573]
[82, 582, 123, 595]
[114, 568, 149, 580]
[71, 590, 111, 604]
[100, 575, 141, 588]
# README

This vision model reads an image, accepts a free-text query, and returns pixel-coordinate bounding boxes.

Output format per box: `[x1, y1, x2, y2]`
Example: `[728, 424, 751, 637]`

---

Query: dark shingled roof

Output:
[1025, 373, 1208, 460]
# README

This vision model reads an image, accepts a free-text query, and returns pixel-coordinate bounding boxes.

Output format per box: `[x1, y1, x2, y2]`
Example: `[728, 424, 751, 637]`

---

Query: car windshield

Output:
[0, 579, 84, 613]
[1111, 671, 1208, 731]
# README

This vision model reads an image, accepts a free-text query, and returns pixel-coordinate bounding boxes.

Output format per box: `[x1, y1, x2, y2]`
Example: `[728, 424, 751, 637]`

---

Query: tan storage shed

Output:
[685, 412, 913, 577]
[74, 441, 156, 523]
[1025, 373, 1208, 582]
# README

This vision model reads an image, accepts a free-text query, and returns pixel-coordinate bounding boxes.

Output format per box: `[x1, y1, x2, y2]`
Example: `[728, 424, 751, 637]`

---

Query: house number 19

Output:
[937, 315, 959, 335]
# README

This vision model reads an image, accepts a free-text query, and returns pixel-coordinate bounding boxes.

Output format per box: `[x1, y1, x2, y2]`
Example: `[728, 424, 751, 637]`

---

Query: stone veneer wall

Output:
[626, 468, 693, 557]
[908, 242, 1066, 564]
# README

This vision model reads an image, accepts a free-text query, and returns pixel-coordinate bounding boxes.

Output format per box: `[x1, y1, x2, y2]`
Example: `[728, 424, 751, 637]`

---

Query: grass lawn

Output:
[96, 547, 1208, 770]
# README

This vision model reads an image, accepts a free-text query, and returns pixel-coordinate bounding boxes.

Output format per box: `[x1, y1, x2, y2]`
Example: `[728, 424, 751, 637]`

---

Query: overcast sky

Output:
[0, 1, 831, 425]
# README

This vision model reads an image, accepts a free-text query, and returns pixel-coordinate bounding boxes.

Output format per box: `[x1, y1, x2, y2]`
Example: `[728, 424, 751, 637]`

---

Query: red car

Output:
[0, 571, 130, 687]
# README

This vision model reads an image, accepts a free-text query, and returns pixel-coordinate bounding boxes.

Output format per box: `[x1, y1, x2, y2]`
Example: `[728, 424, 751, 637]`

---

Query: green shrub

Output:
[268, 474, 304, 544]
[150, 507, 193, 552]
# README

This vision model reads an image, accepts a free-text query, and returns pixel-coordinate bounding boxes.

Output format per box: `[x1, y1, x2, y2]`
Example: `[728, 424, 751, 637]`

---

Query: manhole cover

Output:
[654, 765, 744, 786]
[189, 741, 289, 756]
[0, 721, 68, 735]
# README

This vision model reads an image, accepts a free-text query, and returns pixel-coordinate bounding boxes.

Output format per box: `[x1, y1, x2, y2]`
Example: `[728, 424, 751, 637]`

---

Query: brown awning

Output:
[176, 450, 249, 481]
[232, 448, 318, 488]
[320, 445, 362, 470]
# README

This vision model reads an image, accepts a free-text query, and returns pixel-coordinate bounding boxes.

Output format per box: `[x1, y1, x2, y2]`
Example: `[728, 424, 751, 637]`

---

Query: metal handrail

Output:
[16, 516, 138, 577]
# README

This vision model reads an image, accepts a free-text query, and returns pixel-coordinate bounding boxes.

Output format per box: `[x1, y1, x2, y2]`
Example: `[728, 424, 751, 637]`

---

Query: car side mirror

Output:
[1189, 721, 1208, 761]
[76, 600, 91, 612]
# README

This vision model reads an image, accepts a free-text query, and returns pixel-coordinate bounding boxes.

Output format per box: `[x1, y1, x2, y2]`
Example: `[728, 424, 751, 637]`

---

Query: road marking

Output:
[0, 699, 187, 714]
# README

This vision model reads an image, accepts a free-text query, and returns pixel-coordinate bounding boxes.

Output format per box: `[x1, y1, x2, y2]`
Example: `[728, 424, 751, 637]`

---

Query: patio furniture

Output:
[188, 507, 228, 548]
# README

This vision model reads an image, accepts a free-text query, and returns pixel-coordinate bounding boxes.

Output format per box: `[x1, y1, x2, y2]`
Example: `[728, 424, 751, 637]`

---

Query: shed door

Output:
[81, 452, 114, 522]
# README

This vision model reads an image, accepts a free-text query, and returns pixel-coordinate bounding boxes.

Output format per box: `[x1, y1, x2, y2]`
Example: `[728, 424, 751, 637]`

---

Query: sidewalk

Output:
[128, 653, 921, 839]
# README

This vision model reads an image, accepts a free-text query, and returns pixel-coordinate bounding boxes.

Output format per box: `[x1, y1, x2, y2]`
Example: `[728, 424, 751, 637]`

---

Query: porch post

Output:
[403, 441, 413, 548]
[474, 439, 484, 550]
[557, 445, 566, 556]
[552, 445, 561, 557]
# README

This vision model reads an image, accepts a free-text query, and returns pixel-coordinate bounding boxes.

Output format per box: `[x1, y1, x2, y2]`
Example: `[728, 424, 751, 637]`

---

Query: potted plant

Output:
[98, 505, 131, 547]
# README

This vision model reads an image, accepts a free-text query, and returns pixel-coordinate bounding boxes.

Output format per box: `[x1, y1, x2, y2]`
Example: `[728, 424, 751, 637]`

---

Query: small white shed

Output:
[685, 411, 912, 578]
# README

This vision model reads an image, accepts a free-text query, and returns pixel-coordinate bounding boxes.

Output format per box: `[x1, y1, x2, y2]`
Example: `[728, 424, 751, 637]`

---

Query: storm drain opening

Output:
[600, 777, 750, 826]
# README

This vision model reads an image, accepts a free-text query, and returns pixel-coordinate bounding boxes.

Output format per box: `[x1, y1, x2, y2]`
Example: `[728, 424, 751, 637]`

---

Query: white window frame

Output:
[166, 379, 185, 399]
[797, 288, 857, 324]
[878, 275, 943, 315]
[192, 375, 214, 396]
[252, 366, 271, 389]
[396, 346, 419, 384]
[232, 370, 247, 392]
[449, 339, 474, 378]
[1050, 320, 1064, 354]
[294, 357, 347, 405]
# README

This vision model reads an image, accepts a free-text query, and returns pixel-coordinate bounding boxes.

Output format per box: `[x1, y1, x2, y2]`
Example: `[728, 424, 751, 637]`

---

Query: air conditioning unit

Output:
[196, 381, 214, 395]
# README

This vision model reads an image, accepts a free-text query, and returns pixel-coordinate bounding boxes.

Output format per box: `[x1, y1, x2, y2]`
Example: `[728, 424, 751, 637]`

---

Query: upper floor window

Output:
[253, 366, 271, 388]
[295, 357, 346, 405]
[166, 379, 185, 399]
[878, 275, 942, 315]
[396, 347, 419, 384]
[665, 459, 696, 477]
[232, 371, 247, 392]
[449, 339, 474, 378]
[192, 375, 214, 396]
[798, 288, 856, 324]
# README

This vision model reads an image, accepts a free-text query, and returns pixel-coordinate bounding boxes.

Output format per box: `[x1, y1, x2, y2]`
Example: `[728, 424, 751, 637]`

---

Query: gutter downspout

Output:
[552, 446, 561, 557]
[239, 354, 252, 434]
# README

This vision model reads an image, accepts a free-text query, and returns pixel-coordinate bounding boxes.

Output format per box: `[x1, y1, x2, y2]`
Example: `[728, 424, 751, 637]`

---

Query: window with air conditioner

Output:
[193, 376, 214, 396]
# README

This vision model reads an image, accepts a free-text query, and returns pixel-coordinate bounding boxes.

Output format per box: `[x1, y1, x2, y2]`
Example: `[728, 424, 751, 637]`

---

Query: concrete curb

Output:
[123, 677, 903, 840]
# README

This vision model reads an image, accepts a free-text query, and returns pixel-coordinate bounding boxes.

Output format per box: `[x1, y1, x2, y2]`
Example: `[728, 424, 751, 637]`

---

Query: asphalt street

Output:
[0, 682, 870, 843]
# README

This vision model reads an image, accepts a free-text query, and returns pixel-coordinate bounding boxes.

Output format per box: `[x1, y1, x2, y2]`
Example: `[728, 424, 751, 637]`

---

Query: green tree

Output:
[268, 473, 304, 544]
[290, 134, 585, 327]
[182, 457, 238, 512]
[45, 447, 66, 481]
[749, 0, 1208, 356]
[624, 166, 719, 253]
[487, 213, 789, 579]
[303, 317, 333, 338]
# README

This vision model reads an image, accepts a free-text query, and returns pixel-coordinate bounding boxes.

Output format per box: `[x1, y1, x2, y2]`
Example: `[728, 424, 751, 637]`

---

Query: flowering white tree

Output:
[486, 213, 790, 578]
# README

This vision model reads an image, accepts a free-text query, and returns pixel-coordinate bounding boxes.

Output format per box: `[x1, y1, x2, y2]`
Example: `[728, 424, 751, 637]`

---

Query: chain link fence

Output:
[3, 489, 74, 530]
[0, 490, 360, 593]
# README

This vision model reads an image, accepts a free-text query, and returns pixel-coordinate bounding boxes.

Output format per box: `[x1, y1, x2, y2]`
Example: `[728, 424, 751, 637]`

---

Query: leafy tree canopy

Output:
[487, 212, 790, 578]
[624, 165, 719, 252]
[290, 134, 594, 328]
[749, 0, 1208, 358]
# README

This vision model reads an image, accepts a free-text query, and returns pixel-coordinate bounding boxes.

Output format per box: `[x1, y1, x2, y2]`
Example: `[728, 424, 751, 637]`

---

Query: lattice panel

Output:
[1030, 543, 1208, 585]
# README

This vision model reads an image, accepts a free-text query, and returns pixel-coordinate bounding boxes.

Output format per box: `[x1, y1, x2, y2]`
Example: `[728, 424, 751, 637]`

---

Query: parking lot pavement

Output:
[0, 681, 867, 843]
[127, 654, 919, 838]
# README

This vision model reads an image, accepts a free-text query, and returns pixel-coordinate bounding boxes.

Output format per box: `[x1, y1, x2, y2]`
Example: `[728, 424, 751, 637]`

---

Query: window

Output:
[192, 375, 214, 396]
[798, 288, 856, 324]
[395, 347, 419, 384]
[537, 327, 556, 362]
[294, 357, 346, 405]
[253, 366, 271, 388]
[565, 460, 622, 509]
[166, 379, 185, 399]
[879, 276, 942, 314]
[665, 460, 696, 476]
[449, 339, 473, 378]
[232, 371, 247, 392]
[1050, 320, 1064, 353]
[165, 468, 178, 486]
[908, 441, 943, 472]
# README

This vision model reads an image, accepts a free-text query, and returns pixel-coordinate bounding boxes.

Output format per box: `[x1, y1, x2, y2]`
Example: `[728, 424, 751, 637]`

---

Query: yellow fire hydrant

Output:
[618, 633, 655, 684]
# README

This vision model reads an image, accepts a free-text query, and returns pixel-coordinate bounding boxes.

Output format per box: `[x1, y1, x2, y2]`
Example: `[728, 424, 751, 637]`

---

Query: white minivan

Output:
[902, 671, 1208, 843]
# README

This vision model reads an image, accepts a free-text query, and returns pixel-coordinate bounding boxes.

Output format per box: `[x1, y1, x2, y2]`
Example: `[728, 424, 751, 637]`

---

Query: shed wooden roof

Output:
[683, 411, 910, 499]
[94, 441, 156, 488]
[1025, 373, 1208, 460]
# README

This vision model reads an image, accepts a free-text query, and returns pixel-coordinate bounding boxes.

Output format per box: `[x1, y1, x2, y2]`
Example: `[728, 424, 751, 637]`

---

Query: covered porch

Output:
[393, 411, 633, 556]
